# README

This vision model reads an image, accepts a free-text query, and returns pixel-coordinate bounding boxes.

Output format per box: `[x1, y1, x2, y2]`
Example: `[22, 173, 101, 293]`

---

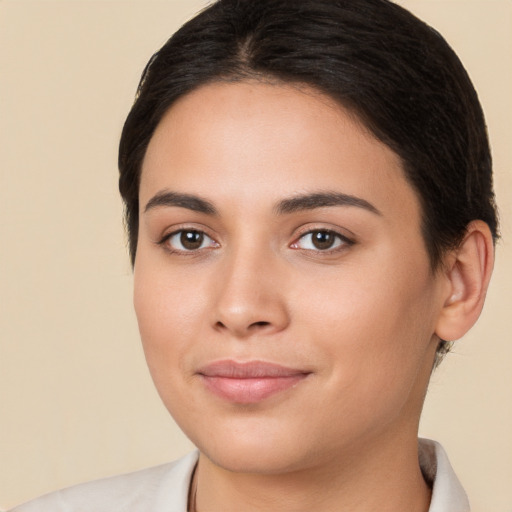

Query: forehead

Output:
[140, 81, 420, 224]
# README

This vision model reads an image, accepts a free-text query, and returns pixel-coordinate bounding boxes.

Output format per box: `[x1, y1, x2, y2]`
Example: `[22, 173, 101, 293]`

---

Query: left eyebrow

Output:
[274, 191, 382, 216]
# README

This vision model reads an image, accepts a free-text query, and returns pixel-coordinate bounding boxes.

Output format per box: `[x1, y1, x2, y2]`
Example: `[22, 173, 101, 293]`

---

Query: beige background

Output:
[0, 1, 510, 510]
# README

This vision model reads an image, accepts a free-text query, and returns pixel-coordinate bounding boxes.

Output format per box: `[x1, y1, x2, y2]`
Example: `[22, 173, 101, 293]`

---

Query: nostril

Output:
[213, 320, 271, 334]
[249, 321, 271, 329]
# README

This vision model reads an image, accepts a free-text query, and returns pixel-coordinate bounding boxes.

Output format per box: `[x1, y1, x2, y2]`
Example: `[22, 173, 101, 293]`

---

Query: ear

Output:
[435, 220, 495, 342]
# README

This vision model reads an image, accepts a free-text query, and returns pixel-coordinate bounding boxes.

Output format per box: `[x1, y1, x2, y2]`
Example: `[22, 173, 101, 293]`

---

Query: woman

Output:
[10, 0, 497, 510]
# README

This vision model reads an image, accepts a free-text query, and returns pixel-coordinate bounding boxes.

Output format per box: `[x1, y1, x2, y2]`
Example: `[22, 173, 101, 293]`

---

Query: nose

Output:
[211, 245, 290, 339]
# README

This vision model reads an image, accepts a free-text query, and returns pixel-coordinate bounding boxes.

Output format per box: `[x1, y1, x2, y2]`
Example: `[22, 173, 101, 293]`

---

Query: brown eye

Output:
[165, 230, 217, 252]
[311, 230, 336, 250]
[293, 229, 350, 252]
[180, 230, 204, 250]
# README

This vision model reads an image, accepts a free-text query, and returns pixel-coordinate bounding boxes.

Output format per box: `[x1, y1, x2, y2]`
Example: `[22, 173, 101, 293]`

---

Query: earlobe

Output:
[435, 220, 494, 342]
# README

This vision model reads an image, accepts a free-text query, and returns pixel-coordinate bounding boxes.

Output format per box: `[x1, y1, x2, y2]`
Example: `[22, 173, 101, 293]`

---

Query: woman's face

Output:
[134, 81, 448, 473]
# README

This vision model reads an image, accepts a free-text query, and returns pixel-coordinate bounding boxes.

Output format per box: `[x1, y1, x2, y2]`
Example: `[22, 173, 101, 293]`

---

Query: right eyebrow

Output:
[144, 190, 218, 215]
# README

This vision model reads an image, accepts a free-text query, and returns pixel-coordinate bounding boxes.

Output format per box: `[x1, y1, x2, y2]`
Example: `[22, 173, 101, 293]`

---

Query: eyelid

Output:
[157, 225, 220, 254]
[290, 226, 355, 253]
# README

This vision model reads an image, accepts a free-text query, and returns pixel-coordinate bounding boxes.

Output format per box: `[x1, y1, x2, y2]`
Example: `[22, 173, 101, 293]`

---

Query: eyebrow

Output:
[144, 189, 380, 217]
[144, 190, 217, 215]
[274, 191, 381, 216]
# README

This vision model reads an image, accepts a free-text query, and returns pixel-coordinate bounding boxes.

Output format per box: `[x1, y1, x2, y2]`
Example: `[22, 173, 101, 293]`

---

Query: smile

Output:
[197, 360, 311, 404]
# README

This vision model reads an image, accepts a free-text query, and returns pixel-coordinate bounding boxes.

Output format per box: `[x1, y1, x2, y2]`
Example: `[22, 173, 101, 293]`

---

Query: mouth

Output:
[197, 360, 311, 404]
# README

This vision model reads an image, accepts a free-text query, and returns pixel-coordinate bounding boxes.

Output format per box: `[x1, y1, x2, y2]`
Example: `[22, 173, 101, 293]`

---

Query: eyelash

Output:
[290, 228, 354, 254]
[158, 227, 354, 255]
[158, 228, 219, 254]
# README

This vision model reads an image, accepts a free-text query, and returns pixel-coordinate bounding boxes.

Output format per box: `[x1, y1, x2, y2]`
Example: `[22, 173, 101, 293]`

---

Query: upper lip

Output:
[197, 360, 309, 378]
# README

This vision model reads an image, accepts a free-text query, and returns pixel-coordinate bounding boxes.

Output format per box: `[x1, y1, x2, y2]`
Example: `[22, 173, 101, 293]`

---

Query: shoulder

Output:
[9, 451, 198, 512]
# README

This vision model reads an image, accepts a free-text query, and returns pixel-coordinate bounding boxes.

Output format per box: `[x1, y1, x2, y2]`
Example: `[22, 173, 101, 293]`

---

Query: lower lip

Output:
[200, 375, 308, 404]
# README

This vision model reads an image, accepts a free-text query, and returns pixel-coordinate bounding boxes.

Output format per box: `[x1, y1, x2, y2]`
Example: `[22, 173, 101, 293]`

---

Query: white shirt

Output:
[9, 439, 470, 512]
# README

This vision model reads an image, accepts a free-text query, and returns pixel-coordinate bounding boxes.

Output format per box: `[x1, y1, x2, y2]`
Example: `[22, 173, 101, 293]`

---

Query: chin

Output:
[200, 440, 311, 475]
[184, 414, 319, 475]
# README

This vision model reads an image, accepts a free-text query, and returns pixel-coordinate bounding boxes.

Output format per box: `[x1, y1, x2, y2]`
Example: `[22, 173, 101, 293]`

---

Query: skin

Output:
[134, 81, 487, 511]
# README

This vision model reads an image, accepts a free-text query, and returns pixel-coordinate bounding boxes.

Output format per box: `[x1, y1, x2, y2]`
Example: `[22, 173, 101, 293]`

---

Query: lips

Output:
[197, 360, 310, 404]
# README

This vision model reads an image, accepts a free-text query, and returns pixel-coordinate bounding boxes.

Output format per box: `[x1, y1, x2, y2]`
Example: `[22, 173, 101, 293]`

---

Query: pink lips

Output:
[197, 360, 310, 404]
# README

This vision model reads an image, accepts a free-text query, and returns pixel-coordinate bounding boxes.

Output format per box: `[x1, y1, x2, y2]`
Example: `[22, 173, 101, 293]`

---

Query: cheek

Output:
[297, 259, 439, 404]
[133, 257, 207, 374]
[297, 258, 434, 340]
[132, 261, 212, 428]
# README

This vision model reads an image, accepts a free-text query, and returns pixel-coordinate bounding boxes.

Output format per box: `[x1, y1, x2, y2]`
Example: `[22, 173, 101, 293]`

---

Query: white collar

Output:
[419, 438, 470, 512]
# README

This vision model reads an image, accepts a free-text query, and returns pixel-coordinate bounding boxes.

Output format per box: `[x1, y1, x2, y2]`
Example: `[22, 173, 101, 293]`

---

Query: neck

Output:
[192, 434, 431, 512]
